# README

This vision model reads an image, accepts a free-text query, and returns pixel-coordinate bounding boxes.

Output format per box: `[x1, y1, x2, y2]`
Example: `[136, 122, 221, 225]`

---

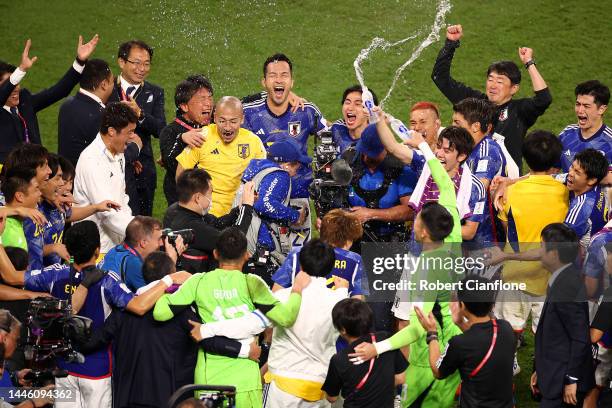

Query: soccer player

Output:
[154, 227, 309, 408]
[559, 80, 611, 173]
[21, 221, 189, 408]
[409, 101, 444, 149]
[330, 85, 377, 153]
[243, 53, 328, 247]
[349, 123, 463, 408]
[376, 113, 490, 244]
[175, 96, 266, 217]
[432, 24, 552, 168]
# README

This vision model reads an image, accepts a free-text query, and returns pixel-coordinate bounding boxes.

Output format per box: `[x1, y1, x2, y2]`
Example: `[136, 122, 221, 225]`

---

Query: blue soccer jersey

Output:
[272, 246, 367, 296]
[40, 201, 72, 267]
[242, 98, 327, 154]
[467, 135, 506, 182]
[331, 120, 359, 154]
[466, 175, 495, 244]
[565, 186, 607, 246]
[23, 207, 46, 271]
[24, 265, 134, 378]
[559, 124, 612, 172]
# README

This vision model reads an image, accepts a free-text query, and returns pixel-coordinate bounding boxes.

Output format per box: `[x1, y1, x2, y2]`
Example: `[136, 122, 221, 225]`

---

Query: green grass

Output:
[2, 1, 611, 405]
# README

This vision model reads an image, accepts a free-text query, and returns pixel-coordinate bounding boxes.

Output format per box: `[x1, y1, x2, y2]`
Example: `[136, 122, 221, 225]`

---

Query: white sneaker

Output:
[394, 395, 402, 408]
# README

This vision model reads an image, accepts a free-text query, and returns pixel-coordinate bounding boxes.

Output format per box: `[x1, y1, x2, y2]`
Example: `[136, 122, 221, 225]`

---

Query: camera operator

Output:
[239, 137, 310, 283]
[100, 215, 185, 292]
[344, 123, 416, 245]
[0, 310, 53, 408]
[22, 221, 189, 408]
[163, 168, 255, 273]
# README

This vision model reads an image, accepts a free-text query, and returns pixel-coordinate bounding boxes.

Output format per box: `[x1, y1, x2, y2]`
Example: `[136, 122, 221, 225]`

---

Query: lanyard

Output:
[174, 117, 196, 131]
[469, 319, 498, 378]
[14, 110, 30, 143]
[350, 333, 376, 398]
[123, 243, 140, 258]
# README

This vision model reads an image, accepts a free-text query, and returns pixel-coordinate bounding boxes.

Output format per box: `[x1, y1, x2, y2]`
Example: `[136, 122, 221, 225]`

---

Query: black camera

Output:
[24, 298, 92, 385]
[162, 228, 194, 245]
[309, 131, 352, 216]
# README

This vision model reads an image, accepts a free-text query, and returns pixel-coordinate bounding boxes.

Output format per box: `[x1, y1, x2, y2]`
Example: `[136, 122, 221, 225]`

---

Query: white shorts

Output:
[596, 346, 612, 386]
[494, 290, 544, 333]
[54, 375, 111, 408]
[263, 380, 330, 408]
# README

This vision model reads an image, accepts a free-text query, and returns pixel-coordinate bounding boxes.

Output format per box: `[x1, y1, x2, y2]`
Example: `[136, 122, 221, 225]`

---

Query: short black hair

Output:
[175, 74, 214, 112]
[487, 61, 521, 85]
[0, 61, 17, 78]
[1, 144, 48, 178]
[216, 227, 247, 262]
[58, 155, 75, 182]
[46, 153, 61, 180]
[263, 53, 292, 77]
[341, 85, 378, 106]
[457, 276, 496, 317]
[332, 298, 373, 337]
[574, 148, 609, 184]
[100, 102, 138, 134]
[575, 80, 610, 107]
[80, 59, 112, 91]
[437, 126, 474, 163]
[453, 97, 495, 133]
[522, 130, 563, 172]
[118, 40, 154, 62]
[176, 168, 212, 203]
[64, 221, 100, 264]
[298, 239, 335, 278]
[125, 216, 162, 248]
[419, 202, 454, 242]
[142, 251, 176, 283]
[1, 167, 37, 203]
[541, 223, 579, 264]
[5, 247, 29, 271]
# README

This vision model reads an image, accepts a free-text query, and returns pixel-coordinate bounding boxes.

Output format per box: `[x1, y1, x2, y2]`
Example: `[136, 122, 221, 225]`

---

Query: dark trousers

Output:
[127, 158, 157, 216]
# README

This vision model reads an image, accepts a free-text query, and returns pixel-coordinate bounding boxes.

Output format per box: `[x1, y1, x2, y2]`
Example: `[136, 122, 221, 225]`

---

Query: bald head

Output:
[215, 96, 243, 115]
[215, 96, 244, 143]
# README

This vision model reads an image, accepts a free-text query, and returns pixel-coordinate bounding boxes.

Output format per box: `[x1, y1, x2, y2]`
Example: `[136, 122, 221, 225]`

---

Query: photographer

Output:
[344, 123, 416, 245]
[23, 221, 189, 408]
[101, 216, 184, 291]
[163, 168, 255, 273]
[0, 310, 53, 408]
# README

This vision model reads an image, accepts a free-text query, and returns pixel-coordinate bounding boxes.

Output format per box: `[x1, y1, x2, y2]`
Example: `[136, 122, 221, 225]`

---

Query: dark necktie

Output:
[10, 107, 30, 143]
[126, 86, 136, 99]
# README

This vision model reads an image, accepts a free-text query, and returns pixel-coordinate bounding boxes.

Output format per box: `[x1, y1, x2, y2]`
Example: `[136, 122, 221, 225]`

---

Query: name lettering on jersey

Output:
[210, 148, 220, 155]
[288, 121, 301, 137]
[238, 144, 250, 159]
[64, 284, 77, 295]
[498, 107, 508, 122]
[213, 288, 239, 300]
[334, 259, 347, 270]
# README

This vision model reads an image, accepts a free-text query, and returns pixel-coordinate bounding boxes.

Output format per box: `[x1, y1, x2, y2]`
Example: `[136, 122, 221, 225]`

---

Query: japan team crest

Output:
[498, 107, 508, 122]
[288, 121, 301, 137]
[238, 144, 250, 159]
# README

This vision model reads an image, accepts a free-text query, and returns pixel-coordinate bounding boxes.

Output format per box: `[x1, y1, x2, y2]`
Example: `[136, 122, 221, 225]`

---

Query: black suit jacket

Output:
[108, 79, 165, 163]
[535, 264, 595, 399]
[0, 64, 82, 163]
[57, 91, 104, 166]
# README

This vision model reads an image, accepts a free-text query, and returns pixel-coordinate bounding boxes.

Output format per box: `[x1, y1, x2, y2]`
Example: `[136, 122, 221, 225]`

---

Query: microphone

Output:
[330, 159, 353, 186]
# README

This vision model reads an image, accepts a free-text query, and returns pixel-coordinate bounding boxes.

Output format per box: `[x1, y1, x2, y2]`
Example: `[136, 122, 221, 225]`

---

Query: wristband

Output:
[76, 55, 87, 65]
[374, 339, 392, 356]
[426, 334, 439, 345]
[426, 330, 438, 337]
[161, 275, 173, 287]
[524, 59, 536, 69]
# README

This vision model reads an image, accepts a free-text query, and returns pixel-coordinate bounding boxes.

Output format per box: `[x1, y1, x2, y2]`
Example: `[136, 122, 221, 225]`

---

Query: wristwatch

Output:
[524, 59, 536, 69]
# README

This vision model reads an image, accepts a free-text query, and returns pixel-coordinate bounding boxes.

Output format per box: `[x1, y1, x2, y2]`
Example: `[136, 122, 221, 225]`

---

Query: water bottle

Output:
[388, 114, 412, 141]
[361, 86, 378, 124]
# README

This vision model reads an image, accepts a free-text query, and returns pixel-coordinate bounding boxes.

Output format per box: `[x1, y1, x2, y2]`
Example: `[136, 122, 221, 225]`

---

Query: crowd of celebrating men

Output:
[0, 21, 610, 408]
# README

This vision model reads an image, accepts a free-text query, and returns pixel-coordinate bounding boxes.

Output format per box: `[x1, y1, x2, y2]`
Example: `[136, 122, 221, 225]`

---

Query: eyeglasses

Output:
[125, 59, 151, 69]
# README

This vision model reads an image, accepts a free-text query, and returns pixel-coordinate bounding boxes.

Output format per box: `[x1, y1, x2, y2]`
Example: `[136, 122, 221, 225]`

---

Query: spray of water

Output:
[354, 0, 452, 108]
